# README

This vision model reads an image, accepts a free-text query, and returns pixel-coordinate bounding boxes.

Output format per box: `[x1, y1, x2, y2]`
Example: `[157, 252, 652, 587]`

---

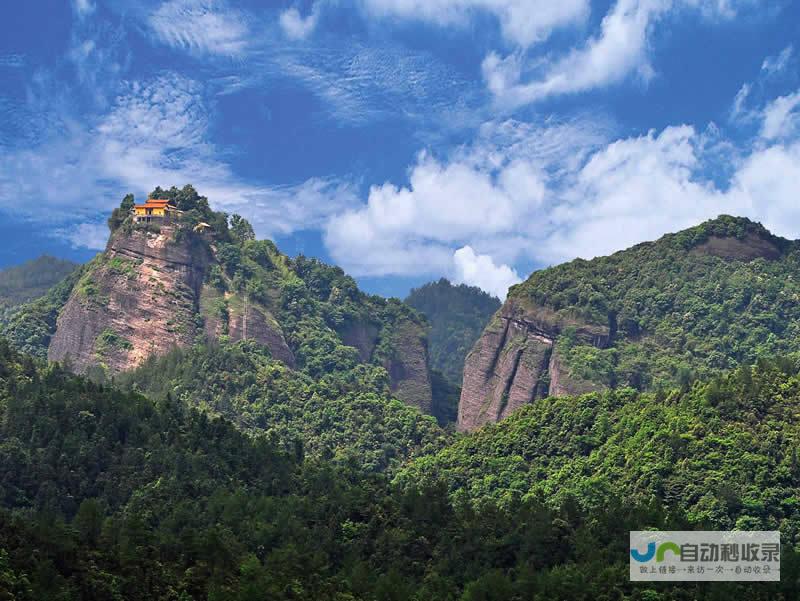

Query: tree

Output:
[229, 215, 255, 243]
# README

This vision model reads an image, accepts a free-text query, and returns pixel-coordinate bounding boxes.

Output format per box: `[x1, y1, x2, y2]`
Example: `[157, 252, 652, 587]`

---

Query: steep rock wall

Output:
[48, 227, 211, 374]
[457, 300, 608, 431]
[200, 286, 295, 367]
[383, 320, 433, 414]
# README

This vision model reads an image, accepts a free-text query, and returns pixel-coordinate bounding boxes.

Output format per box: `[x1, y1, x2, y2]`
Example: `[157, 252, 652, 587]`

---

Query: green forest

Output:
[513, 216, 800, 391]
[0, 195, 799, 599]
[406, 278, 500, 386]
[1, 339, 799, 600]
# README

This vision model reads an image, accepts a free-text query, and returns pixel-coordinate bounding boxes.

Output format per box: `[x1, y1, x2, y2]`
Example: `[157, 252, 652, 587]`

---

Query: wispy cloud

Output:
[73, 0, 96, 18]
[762, 45, 793, 76]
[279, 4, 321, 40]
[149, 0, 251, 56]
[760, 90, 800, 140]
[0, 71, 357, 246]
[0, 54, 25, 69]
[360, 0, 590, 48]
[482, 0, 759, 108]
[246, 39, 486, 128]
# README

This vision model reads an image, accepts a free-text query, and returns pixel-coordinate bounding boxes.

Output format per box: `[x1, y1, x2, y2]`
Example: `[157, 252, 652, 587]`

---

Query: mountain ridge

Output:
[458, 215, 800, 430]
[6, 186, 436, 414]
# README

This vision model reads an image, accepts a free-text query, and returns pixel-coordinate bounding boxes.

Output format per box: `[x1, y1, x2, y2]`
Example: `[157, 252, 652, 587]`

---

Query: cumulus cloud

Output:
[453, 246, 520, 299]
[323, 149, 548, 280]
[280, 5, 320, 40]
[360, 0, 589, 47]
[149, 0, 250, 56]
[760, 90, 800, 140]
[59, 223, 109, 251]
[324, 85, 800, 297]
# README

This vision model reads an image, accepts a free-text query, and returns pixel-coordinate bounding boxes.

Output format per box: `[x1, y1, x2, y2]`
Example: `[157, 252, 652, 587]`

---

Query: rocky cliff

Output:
[457, 300, 608, 431]
[458, 215, 800, 431]
[43, 207, 433, 413]
[49, 226, 212, 375]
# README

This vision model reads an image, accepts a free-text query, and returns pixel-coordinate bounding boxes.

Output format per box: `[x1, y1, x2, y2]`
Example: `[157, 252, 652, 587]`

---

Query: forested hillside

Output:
[407, 356, 800, 540]
[459, 215, 800, 429]
[2, 186, 436, 414]
[0, 255, 78, 309]
[406, 278, 500, 386]
[1, 339, 798, 600]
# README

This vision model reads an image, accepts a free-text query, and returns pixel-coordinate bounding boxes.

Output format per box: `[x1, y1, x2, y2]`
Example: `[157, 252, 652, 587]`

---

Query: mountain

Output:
[2, 337, 797, 599]
[0, 255, 78, 310]
[459, 215, 800, 430]
[403, 357, 800, 538]
[406, 278, 501, 386]
[5, 186, 434, 414]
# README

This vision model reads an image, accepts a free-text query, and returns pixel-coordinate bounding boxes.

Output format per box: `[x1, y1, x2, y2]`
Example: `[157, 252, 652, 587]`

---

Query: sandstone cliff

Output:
[336, 316, 432, 413]
[457, 299, 609, 432]
[382, 320, 433, 414]
[200, 285, 295, 367]
[49, 226, 211, 375]
[45, 218, 433, 414]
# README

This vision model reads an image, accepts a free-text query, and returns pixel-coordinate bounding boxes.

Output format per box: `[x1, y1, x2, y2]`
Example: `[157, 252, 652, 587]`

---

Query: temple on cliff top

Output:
[132, 199, 182, 224]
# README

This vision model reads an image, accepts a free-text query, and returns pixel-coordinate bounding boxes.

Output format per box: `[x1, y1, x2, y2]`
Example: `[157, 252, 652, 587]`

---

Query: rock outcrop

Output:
[457, 300, 608, 432]
[337, 316, 433, 413]
[46, 220, 434, 415]
[49, 226, 212, 374]
[201, 285, 295, 367]
[383, 320, 433, 414]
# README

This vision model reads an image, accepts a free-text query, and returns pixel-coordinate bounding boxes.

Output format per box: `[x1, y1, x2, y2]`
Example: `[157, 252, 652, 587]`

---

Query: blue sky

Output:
[1, 0, 799, 299]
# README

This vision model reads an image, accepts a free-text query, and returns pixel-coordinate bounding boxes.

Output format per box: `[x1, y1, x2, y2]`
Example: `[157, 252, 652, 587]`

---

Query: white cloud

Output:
[730, 83, 751, 120]
[280, 5, 320, 40]
[324, 82, 800, 296]
[453, 246, 520, 299]
[324, 149, 548, 279]
[59, 222, 109, 250]
[0, 72, 357, 248]
[761, 45, 794, 76]
[149, 0, 250, 56]
[486, 0, 666, 107]
[483, 0, 754, 107]
[760, 90, 800, 140]
[74, 0, 96, 18]
[360, 0, 589, 47]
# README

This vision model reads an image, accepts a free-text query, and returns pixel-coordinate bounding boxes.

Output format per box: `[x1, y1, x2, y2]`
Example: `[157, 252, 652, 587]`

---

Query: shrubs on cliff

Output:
[510, 215, 800, 391]
[0, 265, 84, 359]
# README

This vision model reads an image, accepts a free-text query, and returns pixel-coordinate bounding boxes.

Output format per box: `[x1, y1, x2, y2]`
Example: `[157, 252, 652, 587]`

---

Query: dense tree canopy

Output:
[406, 278, 500, 386]
[1, 339, 798, 600]
[512, 216, 800, 390]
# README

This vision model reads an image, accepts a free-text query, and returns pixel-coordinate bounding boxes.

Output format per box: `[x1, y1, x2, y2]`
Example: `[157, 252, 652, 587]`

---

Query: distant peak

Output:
[672, 215, 787, 261]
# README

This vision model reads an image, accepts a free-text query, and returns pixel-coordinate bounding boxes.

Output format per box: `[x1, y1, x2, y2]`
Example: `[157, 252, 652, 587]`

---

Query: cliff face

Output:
[457, 216, 800, 431]
[383, 320, 433, 414]
[200, 285, 295, 368]
[48, 227, 212, 374]
[337, 316, 433, 413]
[457, 299, 608, 432]
[44, 220, 433, 414]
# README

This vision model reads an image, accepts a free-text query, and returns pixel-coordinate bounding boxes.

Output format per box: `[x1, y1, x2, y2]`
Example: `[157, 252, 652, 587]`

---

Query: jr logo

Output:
[630, 542, 681, 563]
